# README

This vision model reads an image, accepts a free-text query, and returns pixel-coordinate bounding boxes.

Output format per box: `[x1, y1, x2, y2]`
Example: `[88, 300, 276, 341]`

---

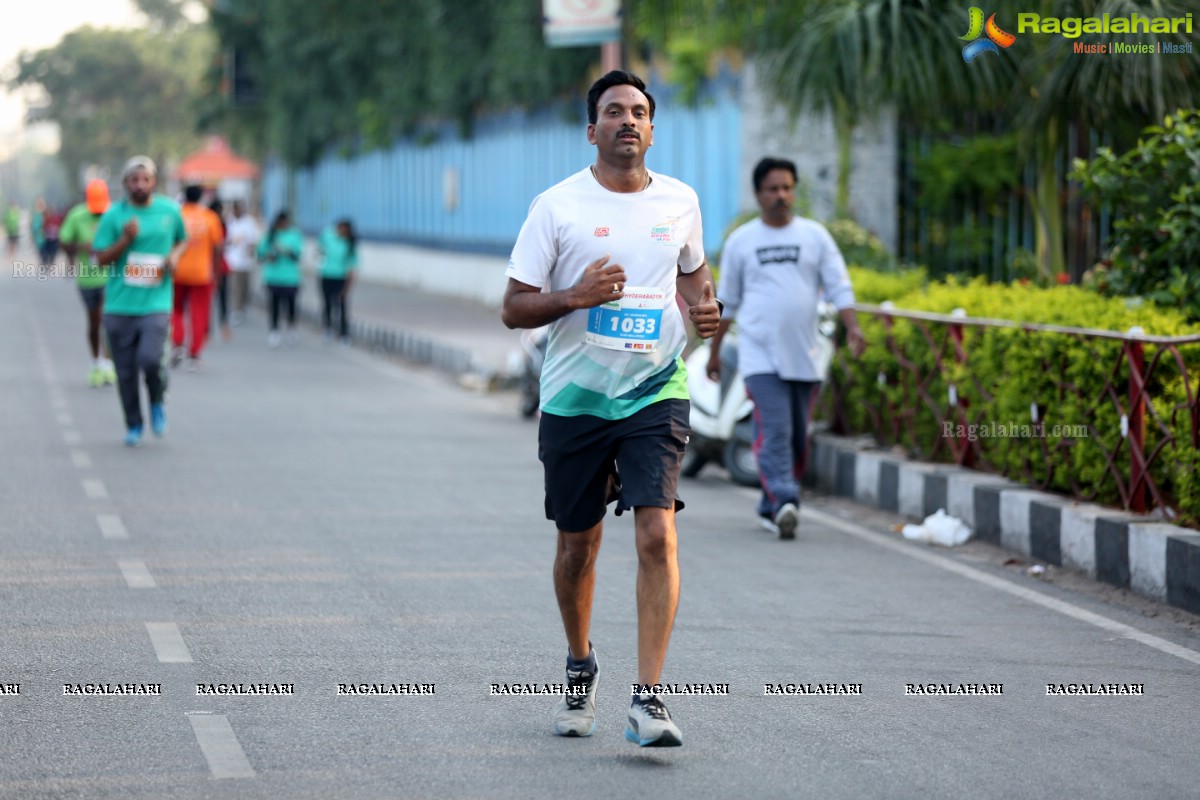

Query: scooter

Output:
[517, 325, 549, 418]
[683, 301, 837, 486]
[682, 334, 760, 487]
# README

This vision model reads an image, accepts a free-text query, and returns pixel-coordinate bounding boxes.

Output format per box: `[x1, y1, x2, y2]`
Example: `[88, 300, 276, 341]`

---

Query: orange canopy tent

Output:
[175, 136, 259, 184]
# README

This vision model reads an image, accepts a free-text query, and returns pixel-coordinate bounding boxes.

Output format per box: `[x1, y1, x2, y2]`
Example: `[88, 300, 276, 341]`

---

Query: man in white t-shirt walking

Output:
[224, 201, 260, 325]
[502, 70, 721, 748]
[709, 157, 867, 539]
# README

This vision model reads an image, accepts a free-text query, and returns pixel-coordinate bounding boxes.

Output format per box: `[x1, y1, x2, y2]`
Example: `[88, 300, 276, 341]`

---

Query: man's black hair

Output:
[184, 185, 204, 203]
[587, 70, 655, 125]
[752, 157, 798, 192]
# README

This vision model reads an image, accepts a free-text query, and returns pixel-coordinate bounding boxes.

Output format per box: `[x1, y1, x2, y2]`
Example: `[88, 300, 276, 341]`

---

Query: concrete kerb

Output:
[806, 432, 1200, 616]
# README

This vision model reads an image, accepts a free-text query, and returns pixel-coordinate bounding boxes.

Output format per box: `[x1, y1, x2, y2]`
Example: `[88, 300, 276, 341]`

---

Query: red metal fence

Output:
[816, 304, 1200, 516]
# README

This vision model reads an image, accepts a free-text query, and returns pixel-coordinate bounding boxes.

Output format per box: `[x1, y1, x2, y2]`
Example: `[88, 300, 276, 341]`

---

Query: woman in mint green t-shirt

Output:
[317, 218, 358, 343]
[256, 211, 304, 348]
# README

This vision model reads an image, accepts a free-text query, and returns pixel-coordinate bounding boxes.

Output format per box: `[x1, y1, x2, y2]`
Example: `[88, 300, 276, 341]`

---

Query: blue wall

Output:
[262, 80, 742, 257]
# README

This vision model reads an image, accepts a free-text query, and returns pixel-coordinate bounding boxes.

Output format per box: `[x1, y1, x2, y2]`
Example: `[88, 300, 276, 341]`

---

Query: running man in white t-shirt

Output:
[709, 157, 867, 539]
[502, 70, 721, 748]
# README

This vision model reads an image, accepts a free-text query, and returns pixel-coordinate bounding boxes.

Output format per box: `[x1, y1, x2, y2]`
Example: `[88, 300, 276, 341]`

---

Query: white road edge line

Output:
[186, 713, 255, 779]
[801, 505, 1200, 666]
[95, 513, 128, 540]
[145, 622, 193, 663]
[117, 559, 156, 589]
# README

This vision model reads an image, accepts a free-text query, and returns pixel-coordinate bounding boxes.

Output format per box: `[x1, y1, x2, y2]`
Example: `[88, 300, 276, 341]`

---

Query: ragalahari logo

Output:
[961, 7, 1016, 62]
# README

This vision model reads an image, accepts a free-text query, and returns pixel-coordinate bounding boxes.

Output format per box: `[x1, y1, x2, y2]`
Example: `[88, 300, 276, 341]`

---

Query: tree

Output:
[8, 24, 214, 186]
[762, 1, 1018, 220]
[632, 0, 1012, 221]
[205, 0, 597, 167]
[1073, 109, 1200, 320]
[1017, 0, 1200, 280]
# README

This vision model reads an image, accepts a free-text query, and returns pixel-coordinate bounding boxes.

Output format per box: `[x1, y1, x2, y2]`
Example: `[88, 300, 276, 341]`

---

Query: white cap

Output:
[121, 155, 157, 179]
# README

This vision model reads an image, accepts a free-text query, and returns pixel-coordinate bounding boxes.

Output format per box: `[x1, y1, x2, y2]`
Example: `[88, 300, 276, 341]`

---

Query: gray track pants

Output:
[102, 313, 169, 430]
[744, 373, 818, 516]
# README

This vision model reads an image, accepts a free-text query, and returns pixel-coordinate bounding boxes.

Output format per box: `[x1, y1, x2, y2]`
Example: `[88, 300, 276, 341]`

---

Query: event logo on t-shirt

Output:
[650, 217, 679, 245]
[756, 246, 800, 265]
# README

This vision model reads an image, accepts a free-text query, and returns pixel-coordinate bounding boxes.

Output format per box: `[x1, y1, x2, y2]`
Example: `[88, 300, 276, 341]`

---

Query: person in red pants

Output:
[171, 186, 225, 371]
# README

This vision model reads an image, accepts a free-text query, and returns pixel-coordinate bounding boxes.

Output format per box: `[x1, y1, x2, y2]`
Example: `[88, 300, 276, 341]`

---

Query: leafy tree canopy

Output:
[208, 0, 596, 166]
[8, 23, 214, 186]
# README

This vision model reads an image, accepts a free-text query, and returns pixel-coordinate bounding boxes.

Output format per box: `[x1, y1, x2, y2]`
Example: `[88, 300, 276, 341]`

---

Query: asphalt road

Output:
[2, 260, 1199, 800]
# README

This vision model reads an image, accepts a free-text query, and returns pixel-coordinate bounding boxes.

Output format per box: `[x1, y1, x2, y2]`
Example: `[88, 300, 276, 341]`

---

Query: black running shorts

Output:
[538, 398, 690, 533]
[78, 286, 104, 312]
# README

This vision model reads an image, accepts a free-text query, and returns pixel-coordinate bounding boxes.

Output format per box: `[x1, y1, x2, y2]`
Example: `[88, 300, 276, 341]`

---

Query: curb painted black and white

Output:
[805, 432, 1200, 616]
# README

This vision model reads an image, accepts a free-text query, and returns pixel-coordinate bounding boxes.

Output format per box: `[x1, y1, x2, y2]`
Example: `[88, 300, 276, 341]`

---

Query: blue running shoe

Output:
[150, 404, 167, 437]
[124, 426, 143, 447]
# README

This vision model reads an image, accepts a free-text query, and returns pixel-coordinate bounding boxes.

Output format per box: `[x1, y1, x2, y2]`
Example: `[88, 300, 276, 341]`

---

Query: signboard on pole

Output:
[543, 0, 621, 47]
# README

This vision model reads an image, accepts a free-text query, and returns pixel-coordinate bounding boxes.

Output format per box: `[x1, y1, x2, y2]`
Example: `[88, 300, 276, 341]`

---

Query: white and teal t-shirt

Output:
[506, 167, 706, 419]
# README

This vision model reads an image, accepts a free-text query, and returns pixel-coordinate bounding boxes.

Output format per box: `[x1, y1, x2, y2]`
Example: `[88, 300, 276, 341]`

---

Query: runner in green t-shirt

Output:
[3, 202, 19, 257]
[60, 179, 116, 387]
[92, 156, 188, 447]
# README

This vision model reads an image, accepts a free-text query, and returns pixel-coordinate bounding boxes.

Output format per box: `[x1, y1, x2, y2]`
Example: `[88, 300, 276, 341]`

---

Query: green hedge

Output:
[829, 269, 1200, 525]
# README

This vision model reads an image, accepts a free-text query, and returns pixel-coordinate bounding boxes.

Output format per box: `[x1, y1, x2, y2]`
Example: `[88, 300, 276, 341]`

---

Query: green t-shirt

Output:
[3, 207, 18, 236]
[93, 196, 186, 316]
[256, 227, 304, 287]
[59, 204, 109, 289]
[318, 228, 358, 279]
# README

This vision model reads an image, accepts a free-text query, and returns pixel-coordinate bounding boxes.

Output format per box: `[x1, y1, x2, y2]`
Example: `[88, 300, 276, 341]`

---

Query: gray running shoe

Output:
[552, 654, 598, 737]
[775, 502, 799, 540]
[625, 691, 682, 747]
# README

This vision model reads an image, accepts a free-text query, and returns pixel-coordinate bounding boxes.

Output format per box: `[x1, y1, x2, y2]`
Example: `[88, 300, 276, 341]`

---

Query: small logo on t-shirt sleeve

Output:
[593, 226, 610, 237]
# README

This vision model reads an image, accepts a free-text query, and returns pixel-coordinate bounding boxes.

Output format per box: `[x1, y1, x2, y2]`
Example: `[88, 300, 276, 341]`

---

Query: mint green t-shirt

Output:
[257, 227, 304, 287]
[93, 196, 186, 316]
[318, 228, 358, 279]
[59, 204, 109, 289]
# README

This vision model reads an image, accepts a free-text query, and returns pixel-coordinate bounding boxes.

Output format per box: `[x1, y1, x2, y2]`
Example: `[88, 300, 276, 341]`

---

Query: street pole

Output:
[601, 40, 621, 72]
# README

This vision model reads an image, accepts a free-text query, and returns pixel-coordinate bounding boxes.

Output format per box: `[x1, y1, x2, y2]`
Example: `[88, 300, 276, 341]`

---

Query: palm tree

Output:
[1017, 0, 1200, 279]
[755, 0, 1012, 219]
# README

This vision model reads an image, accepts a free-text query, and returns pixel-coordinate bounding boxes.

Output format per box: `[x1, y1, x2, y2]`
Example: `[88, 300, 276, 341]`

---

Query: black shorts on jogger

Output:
[538, 398, 690, 533]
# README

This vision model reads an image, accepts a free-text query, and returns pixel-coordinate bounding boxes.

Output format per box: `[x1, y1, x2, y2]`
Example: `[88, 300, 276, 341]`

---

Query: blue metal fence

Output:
[262, 80, 743, 257]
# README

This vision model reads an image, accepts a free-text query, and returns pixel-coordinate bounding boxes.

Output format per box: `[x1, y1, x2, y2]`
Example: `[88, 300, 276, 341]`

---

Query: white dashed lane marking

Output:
[117, 559, 157, 589]
[187, 713, 255, 779]
[145, 622, 193, 663]
[82, 479, 108, 500]
[95, 514, 128, 540]
[69, 449, 93, 469]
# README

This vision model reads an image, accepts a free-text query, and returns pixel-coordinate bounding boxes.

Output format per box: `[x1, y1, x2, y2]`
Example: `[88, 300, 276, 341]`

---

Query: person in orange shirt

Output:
[171, 185, 225, 370]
